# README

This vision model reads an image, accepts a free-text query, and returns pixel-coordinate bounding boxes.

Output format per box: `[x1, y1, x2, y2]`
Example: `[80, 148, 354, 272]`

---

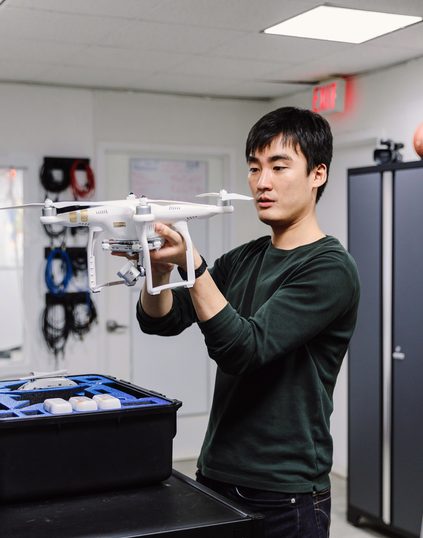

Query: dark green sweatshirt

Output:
[137, 235, 360, 493]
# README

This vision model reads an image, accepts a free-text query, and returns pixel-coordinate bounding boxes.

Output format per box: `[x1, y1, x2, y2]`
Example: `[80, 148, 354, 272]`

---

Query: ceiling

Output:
[0, 0, 422, 100]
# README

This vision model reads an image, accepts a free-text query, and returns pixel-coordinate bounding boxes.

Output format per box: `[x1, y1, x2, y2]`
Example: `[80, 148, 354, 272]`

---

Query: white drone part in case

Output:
[92, 394, 121, 410]
[69, 396, 98, 412]
[43, 398, 73, 415]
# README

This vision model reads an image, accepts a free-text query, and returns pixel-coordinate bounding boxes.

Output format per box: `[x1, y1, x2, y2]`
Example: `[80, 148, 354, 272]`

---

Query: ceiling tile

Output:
[0, 60, 52, 81]
[0, 6, 122, 45]
[164, 55, 291, 80]
[209, 32, 352, 65]
[272, 42, 423, 82]
[122, 72, 244, 96]
[0, 37, 85, 65]
[223, 79, 312, 99]
[100, 19, 247, 54]
[63, 46, 192, 73]
[6, 0, 166, 18]
[369, 21, 423, 50]
[132, 0, 314, 31]
[35, 64, 150, 90]
[39, 64, 240, 97]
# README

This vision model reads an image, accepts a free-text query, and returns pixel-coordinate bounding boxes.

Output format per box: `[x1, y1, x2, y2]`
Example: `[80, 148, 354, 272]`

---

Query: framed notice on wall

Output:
[129, 158, 208, 201]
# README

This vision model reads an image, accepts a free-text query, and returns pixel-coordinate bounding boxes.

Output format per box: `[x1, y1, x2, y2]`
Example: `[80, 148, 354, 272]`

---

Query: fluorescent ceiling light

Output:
[263, 5, 422, 44]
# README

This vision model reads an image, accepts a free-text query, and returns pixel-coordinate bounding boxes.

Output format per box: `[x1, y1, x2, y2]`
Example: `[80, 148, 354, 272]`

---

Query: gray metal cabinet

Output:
[348, 161, 423, 538]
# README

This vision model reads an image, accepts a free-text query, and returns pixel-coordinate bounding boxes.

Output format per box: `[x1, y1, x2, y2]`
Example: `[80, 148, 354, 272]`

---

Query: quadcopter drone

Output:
[1, 190, 252, 295]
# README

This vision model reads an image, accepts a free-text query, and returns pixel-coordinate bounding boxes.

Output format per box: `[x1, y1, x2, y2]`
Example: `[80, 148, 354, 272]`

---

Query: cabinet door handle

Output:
[392, 346, 405, 360]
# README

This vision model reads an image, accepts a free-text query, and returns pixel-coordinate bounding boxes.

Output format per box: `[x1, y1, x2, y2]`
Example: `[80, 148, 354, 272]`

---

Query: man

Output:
[137, 107, 360, 537]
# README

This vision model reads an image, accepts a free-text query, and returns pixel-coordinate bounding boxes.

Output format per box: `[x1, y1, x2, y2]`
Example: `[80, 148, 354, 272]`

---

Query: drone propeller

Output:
[0, 199, 106, 211]
[53, 200, 108, 209]
[0, 202, 46, 210]
[196, 189, 252, 201]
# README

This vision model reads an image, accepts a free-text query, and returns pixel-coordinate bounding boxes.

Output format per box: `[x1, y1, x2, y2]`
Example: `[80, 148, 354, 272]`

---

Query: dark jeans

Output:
[196, 471, 331, 538]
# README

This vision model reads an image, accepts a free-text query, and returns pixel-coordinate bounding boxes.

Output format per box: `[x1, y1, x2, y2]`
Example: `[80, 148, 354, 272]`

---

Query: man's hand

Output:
[131, 222, 226, 322]
[139, 222, 194, 317]
[110, 226, 177, 282]
[149, 223, 193, 270]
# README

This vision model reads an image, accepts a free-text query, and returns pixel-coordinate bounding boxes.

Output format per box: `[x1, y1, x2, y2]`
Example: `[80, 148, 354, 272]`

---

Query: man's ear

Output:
[312, 163, 327, 188]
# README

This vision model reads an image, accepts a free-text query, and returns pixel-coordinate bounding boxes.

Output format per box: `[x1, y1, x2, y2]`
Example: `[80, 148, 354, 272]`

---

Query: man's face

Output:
[247, 135, 326, 229]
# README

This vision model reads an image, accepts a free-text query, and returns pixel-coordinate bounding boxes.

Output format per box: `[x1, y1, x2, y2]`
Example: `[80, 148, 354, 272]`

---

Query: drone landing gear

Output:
[89, 221, 195, 294]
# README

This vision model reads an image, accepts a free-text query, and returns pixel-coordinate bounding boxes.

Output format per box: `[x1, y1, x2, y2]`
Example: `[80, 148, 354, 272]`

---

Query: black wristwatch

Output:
[177, 256, 208, 280]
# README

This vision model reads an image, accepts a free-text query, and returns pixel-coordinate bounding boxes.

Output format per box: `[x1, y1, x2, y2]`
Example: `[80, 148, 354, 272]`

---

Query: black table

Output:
[0, 470, 264, 537]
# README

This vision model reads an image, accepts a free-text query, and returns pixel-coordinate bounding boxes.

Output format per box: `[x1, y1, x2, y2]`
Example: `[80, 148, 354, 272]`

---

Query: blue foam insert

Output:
[0, 374, 172, 419]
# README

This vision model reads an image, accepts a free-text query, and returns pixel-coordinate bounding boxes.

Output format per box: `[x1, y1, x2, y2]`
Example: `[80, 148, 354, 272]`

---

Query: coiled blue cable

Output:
[45, 248, 73, 295]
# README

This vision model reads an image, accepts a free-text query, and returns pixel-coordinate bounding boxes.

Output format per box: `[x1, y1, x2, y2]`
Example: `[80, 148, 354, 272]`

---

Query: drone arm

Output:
[141, 220, 195, 295]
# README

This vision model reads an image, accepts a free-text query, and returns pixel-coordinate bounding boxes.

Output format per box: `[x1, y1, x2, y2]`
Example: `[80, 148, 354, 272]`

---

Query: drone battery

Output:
[0, 374, 182, 501]
[92, 393, 121, 410]
[101, 239, 142, 253]
[43, 398, 73, 415]
[69, 395, 98, 412]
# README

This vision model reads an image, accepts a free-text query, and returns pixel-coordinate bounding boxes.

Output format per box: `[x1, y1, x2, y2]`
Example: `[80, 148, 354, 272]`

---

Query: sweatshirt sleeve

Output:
[198, 253, 360, 375]
[136, 287, 196, 336]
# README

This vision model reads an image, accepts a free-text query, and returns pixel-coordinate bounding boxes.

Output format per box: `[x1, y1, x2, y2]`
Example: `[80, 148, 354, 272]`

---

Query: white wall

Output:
[271, 55, 423, 477]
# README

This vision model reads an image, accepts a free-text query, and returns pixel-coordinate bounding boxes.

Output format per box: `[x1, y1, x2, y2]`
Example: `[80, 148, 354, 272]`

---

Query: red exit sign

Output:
[311, 78, 346, 114]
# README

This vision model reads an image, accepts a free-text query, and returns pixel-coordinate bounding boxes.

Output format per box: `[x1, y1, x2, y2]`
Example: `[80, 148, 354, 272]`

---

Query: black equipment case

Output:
[0, 374, 181, 501]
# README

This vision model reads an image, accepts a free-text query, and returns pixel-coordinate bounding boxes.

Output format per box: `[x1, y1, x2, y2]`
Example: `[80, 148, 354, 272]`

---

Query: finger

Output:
[155, 223, 183, 246]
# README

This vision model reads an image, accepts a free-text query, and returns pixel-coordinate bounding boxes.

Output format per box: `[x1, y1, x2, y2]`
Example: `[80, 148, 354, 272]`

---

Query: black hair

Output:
[245, 106, 333, 202]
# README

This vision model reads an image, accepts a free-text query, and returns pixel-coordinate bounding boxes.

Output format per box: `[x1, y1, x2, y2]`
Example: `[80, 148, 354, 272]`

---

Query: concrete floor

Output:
[173, 459, 389, 538]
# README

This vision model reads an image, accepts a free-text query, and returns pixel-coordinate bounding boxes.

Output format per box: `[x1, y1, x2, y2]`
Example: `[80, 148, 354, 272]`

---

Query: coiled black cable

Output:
[69, 294, 97, 339]
[41, 301, 72, 357]
[42, 294, 97, 356]
[71, 250, 88, 275]
[43, 223, 67, 241]
[39, 163, 70, 193]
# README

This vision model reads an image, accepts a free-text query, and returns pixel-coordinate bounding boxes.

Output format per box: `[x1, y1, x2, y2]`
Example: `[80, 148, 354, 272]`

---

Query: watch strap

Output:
[177, 256, 208, 281]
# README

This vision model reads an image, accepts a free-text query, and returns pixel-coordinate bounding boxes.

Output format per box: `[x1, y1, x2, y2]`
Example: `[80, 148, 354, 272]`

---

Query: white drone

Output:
[1, 190, 252, 295]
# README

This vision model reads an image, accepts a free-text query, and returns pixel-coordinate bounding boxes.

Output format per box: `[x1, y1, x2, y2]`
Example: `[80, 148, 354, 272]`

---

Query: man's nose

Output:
[257, 168, 272, 189]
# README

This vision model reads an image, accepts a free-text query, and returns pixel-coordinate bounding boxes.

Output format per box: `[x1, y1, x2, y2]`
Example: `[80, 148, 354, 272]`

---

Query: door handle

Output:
[106, 320, 128, 333]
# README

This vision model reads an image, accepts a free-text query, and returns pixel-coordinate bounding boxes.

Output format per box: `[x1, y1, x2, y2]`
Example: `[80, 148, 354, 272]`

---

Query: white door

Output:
[98, 146, 232, 459]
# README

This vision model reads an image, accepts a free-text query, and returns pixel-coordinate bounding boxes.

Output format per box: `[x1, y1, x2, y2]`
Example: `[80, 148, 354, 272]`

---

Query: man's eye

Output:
[273, 166, 286, 172]
[249, 167, 259, 173]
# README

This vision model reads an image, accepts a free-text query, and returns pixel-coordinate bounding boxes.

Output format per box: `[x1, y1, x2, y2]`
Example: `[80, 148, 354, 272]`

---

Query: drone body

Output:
[3, 190, 252, 294]
[40, 195, 233, 238]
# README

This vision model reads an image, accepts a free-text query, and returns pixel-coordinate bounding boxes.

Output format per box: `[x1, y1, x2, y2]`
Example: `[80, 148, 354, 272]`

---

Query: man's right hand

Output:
[139, 223, 184, 317]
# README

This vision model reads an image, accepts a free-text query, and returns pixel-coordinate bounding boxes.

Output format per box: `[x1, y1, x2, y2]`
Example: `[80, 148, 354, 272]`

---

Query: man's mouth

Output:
[256, 197, 274, 208]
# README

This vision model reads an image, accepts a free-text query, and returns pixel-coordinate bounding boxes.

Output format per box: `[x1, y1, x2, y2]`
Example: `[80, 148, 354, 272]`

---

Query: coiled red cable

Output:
[70, 159, 96, 199]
